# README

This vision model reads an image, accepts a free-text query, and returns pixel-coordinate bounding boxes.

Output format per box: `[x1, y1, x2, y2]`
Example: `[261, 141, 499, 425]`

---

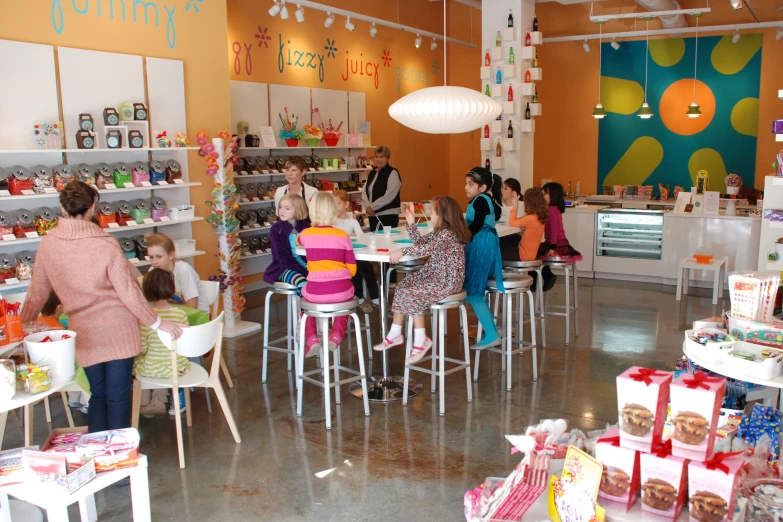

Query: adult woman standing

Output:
[274, 156, 318, 213]
[20, 181, 183, 432]
[362, 145, 402, 231]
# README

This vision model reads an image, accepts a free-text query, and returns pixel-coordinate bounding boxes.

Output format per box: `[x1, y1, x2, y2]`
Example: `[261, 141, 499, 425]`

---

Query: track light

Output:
[268, 1, 281, 17]
[295, 5, 304, 23]
[777, 27, 783, 41]
[345, 16, 355, 31]
[583, 40, 591, 53]
[611, 38, 620, 50]
[431, 38, 438, 51]
[732, 30, 740, 44]
[730, 0, 743, 10]
[279, 1, 289, 20]
[324, 12, 334, 28]
[415, 34, 422, 48]
[369, 23, 377, 37]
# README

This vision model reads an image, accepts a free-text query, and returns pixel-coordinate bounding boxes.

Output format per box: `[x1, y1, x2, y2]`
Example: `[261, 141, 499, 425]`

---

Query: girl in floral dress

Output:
[373, 197, 472, 363]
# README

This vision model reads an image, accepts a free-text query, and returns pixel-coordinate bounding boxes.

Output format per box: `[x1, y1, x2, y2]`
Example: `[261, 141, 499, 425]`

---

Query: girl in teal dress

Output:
[464, 168, 505, 349]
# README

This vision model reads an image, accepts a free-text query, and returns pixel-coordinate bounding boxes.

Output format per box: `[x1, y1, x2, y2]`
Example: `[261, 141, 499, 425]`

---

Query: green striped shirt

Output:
[133, 307, 189, 378]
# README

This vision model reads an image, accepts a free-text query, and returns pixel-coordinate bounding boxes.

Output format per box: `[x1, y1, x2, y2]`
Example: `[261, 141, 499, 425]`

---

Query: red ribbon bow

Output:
[597, 435, 621, 447]
[683, 372, 723, 390]
[629, 368, 667, 386]
[652, 439, 673, 458]
[156, 131, 168, 139]
[704, 452, 743, 474]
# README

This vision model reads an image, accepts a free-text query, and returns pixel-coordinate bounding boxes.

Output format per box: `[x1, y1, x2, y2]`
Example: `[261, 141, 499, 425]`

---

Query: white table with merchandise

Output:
[296, 221, 521, 402]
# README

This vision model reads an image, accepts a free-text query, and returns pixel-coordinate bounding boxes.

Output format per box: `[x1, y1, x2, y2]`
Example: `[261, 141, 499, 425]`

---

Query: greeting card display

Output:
[548, 447, 605, 522]
[729, 272, 780, 322]
[670, 372, 726, 462]
[617, 367, 673, 452]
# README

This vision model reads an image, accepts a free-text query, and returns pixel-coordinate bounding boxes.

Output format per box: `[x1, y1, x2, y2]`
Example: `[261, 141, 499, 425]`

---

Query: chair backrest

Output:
[201, 280, 220, 319]
[157, 312, 224, 361]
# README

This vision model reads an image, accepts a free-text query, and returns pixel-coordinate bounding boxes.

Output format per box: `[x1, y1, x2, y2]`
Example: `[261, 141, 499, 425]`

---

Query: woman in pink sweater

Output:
[21, 181, 183, 432]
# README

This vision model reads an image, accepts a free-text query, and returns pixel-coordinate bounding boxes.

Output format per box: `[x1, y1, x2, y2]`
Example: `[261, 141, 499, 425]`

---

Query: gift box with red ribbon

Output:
[596, 427, 641, 511]
[687, 452, 743, 522]
[640, 440, 689, 520]
[617, 366, 674, 452]
[670, 372, 726, 462]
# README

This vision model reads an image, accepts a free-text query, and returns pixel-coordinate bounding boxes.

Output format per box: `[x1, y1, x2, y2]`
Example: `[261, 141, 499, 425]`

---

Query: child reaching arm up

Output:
[374, 198, 471, 363]
[504, 187, 548, 262]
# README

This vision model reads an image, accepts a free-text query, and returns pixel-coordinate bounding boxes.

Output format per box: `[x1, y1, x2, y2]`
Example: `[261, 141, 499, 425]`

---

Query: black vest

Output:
[365, 164, 401, 213]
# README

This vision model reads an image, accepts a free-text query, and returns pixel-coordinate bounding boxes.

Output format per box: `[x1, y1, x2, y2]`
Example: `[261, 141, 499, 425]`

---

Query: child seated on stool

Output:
[263, 194, 310, 291]
[504, 188, 548, 291]
[297, 192, 357, 357]
[333, 190, 378, 314]
[374, 197, 471, 363]
[134, 269, 190, 418]
[539, 182, 583, 291]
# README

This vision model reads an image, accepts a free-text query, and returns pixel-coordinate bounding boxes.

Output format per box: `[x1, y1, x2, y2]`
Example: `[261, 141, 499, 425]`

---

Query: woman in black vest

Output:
[362, 145, 401, 232]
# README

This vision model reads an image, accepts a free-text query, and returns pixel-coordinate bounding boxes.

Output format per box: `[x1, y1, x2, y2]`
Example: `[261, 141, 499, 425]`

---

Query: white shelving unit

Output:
[758, 176, 783, 271]
[0, 40, 201, 295]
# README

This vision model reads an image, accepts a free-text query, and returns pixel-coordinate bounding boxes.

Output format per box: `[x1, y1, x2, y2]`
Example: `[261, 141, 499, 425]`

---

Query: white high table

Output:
[296, 222, 521, 401]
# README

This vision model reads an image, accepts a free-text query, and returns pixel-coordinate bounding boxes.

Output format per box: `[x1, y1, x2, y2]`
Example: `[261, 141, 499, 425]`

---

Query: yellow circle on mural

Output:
[649, 39, 685, 67]
[731, 98, 759, 137]
[659, 79, 715, 136]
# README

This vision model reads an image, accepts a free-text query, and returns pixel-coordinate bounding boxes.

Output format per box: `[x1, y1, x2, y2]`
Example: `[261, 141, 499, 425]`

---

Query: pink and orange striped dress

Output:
[297, 226, 357, 303]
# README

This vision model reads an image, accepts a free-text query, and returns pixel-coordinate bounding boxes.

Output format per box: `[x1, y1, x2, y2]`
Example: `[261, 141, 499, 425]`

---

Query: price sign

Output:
[262, 170, 270, 174]
[4, 278, 20, 285]
[44, 187, 58, 194]
[253, 223, 261, 228]
[240, 171, 248, 176]
[105, 183, 117, 190]
[173, 179, 184, 184]
[143, 218, 154, 224]
[263, 196, 271, 201]
[157, 180, 169, 185]
[252, 170, 260, 175]
[242, 225, 249, 230]
[2, 235, 16, 242]
[125, 221, 137, 227]
[21, 190, 35, 195]
[263, 222, 271, 227]
[107, 223, 120, 229]
[24, 232, 39, 239]
[241, 197, 250, 203]
[159, 216, 170, 222]
[140, 181, 152, 187]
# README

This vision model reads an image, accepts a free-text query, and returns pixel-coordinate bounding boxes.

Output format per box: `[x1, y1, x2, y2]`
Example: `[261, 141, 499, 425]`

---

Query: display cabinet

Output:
[596, 209, 664, 260]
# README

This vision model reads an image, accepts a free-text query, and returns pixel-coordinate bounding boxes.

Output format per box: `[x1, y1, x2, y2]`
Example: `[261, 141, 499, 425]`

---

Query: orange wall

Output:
[227, 0, 480, 206]
[0, 1, 231, 280]
[533, 1, 783, 191]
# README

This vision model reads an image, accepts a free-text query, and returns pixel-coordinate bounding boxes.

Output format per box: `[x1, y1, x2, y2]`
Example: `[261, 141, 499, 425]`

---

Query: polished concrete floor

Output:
[3, 277, 726, 520]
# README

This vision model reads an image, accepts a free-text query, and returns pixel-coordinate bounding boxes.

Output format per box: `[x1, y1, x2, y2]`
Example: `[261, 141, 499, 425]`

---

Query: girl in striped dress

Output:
[134, 269, 190, 417]
[297, 192, 357, 357]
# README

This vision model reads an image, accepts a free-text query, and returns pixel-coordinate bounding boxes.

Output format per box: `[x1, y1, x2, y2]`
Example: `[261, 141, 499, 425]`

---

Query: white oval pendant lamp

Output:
[388, 0, 501, 134]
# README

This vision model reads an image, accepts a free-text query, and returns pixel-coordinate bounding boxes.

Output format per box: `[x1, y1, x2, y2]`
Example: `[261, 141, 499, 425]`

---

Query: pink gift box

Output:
[640, 443, 689, 520]
[596, 428, 641, 511]
[670, 372, 726, 462]
[687, 454, 743, 522]
[617, 366, 673, 452]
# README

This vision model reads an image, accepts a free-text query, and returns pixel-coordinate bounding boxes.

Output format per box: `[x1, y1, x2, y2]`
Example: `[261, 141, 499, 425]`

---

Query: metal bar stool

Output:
[262, 282, 300, 384]
[402, 291, 472, 416]
[474, 274, 538, 391]
[347, 280, 374, 360]
[502, 259, 547, 348]
[296, 297, 370, 430]
[543, 259, 579, 344]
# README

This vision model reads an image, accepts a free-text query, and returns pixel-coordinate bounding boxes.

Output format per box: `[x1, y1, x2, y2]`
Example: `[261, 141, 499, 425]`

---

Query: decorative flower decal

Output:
[381, 50, 393, 67]
[255, 26, 272, 49]
[186, 0, 203, 14]
[324, 39, 338, 59]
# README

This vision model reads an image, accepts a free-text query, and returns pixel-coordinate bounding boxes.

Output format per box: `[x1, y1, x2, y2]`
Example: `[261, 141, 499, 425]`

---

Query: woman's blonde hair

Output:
[144, 232, 175, 254]
[374, 145, 391, 159]
[279, 194, 308, 221]
[309, 191, 337, 226]
[284, 156, 308, 171]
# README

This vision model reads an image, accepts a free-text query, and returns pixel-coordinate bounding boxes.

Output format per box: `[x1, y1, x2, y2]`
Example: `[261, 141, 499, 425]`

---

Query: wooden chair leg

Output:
[131, 380, 141, 430]
[23, 405, 33, 447]
[44, 397, 52, 423]
[172, 386, 185, 469]
[211, 382, 241, 443]
[0, 411, 7, 449]
[219, 354, 234, 388]
[60, 393, 74, 428]
[184, 387, 192, 428]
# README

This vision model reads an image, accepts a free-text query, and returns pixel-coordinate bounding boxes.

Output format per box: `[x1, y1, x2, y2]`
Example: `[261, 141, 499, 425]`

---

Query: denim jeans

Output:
[83, 356, 135, 433]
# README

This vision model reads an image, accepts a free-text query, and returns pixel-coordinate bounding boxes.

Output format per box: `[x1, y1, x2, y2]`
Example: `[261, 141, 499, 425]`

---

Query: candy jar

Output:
[93, 163, 113, 189]
[0, 212, 13, 239]
[236, 184, 248, 201]
[30, 165, 53, 194]
[74, 163, 94, 185]
[249, 236, 262, 252]
[260, 236, 271, 252]
[0, 254, 16, 283]
[240, 238, 250, 257]
[112, 162, 132, 188]
[7, 166, 32, 195]
[96, 201, 117, 228]
[267, 209, 278, 224]
[0, 167, 8, 193]
[115, 200, 134, 226]
[131, 198, 151, 224]
[744, 479, 783, 522]
[13, 209, 35, 239]
[236, 210, 249, 228]
[133, 234, 148, 259]
[130, 161, 150, 187]
[165, 160, 182, 183]
[0, 359, 16, 401]
[247, 210, 260, 227]
[52, 164, 74, 191]
[149, 160, 167, 185]
[245, 182, 258, 201]
[15, 251, 34, 281]
[34, 207, 58, 236]
[266, 183, 276, 200]
[118, 238, 137, 259]
[265, 157, 276, 172]
[150, 196, 167, 221]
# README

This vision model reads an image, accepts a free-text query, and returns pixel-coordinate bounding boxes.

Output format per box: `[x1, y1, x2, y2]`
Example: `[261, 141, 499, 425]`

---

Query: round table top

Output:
[0, 376, 74, 413]
[683, 341, 783, 389]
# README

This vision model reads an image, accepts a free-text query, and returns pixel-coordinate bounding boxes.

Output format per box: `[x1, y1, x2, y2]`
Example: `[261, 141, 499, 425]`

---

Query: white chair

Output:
[201, 280, 234, 388]
[131, 312, 241, 469]
[676, 257, 726, 305]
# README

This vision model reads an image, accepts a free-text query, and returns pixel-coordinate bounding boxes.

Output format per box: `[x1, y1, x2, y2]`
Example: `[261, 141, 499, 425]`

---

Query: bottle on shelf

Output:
[496, 67, 502, 85]
[507, 120, 513, 138]
[496, 31, 502, 47]
[485, 84, 491, 96]
[508, 9, 514, 28]
[525, 29, 532, 47]
[524, 69, 531, 83]
[485, 155, 491, 169]
[508, 84, 514, 102]
[533, 51, 539, 68]
[484, 49, 490, 66]
[496, 139, 502, 158]
[484, 125, 490, 138]
[576, 181, 581, 197]
[525, 103, 531, 120]
[509, 47, 514, 65]
[533, 14, 539, 32]
[532, 86, 538, 103]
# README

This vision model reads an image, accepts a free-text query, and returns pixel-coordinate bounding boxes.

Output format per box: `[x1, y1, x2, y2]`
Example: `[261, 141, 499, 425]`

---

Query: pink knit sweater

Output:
[20, 218, 158, 367]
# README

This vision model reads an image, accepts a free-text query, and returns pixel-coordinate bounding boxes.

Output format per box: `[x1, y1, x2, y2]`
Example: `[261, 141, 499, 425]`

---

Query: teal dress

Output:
[464, 194, 505, 297]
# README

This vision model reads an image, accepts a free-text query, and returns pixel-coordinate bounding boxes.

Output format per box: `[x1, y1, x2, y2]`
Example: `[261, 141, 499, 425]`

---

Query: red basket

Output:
[324, 134, 341, 147]
[284, 138, 299, 147]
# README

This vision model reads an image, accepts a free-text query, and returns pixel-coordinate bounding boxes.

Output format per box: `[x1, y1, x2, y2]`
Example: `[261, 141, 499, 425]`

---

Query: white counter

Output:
[562, 206, 761, 287]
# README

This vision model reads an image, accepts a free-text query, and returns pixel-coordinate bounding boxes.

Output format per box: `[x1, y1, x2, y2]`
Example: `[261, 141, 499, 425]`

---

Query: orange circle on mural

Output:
[659, 79, 715, 135]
